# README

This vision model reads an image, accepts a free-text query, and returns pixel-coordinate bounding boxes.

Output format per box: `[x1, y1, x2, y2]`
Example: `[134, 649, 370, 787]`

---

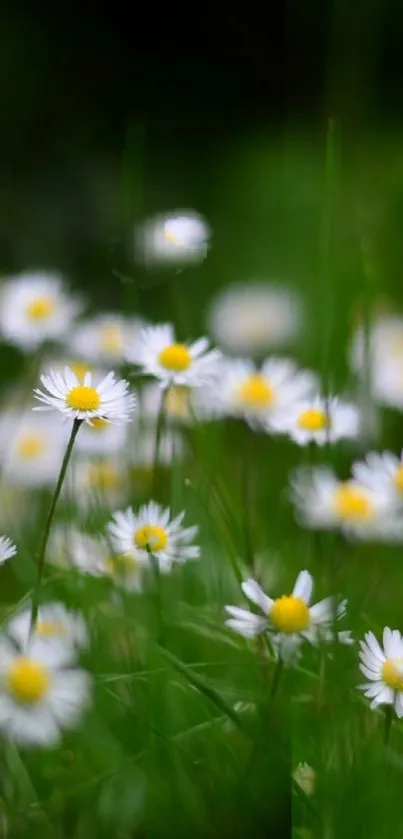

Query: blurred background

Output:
[1, 0, 403, 326]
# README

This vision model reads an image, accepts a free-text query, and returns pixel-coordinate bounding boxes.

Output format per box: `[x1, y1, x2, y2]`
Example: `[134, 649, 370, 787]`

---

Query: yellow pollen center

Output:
[6, 657, 50, 703]
[26, 296, 55, 321]
[90, 418, 109, 431]
[36, 619, 67, 637]
[70, 362, 91, 384]
[297, 408, 328, 432]
[165, 386, 191, 419]
[66, 385, 101, 412]
[158, 344, 192, 372]
[134, 524, 168, 552]
[237, 374, 274, 409]
[333, 483, 373, 521]
[16, 433, 45, 460]
[86, 462, 120, 490]
[164, 228, 180, 245]
[394, 465, 403, 493]
[270, 595, 310, 633]
[100, 325, 123, 354]
[382, 658, 403, 691]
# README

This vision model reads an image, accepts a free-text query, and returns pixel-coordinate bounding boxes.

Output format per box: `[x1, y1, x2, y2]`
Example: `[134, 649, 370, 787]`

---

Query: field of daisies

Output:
[3, 139, 403, 837]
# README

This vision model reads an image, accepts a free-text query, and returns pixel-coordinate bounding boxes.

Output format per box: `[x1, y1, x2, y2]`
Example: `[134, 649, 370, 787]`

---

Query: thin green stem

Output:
[241, 426, 255, 571]
[151, 388, 168, 499]
[30, 419, 82, 633]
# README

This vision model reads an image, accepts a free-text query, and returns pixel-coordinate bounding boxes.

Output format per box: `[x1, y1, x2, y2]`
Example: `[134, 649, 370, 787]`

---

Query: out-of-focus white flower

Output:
[34, 367, 136, 426]
[65, 456, 129, 511]
[40, 357, 107, 386]
[0, 272, 82, 351]
[359, 627, 403, 718]
[132, 427, 186, 468]
[140, 382, 220, 426]
[7, 603, 88, 655]
[0, 411, 68, 488]
[74, 417, 129, 456]
[215, 357, 317, 430]
[349, 313, 403, 409]
[269, 395, 361, 446]
[135, 210, 209, 266]
[127, 324, 222, 390]
[352, 450, 403, 508]
[0, 536, 17, 565]
[293, 763, 316, 796]
[48, 527, 143, 592]
[0, 635, 91, 746]
[225, 570, 348, 664]
[290, 466, 403, 541]
[108, 501, 199, 572]
[207, 282, 303, 355]
[69, 314, 145, 366]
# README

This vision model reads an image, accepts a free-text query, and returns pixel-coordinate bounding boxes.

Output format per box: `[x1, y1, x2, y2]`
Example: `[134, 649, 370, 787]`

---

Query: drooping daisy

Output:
[0, 636, 91, 745]
[108, 502, 199, 572]
[7, 603, 88, 654]
[135, 210, 209, 266]
[359, 628, 403, 717]
[0, 272, 82, 351]
[0, 536, 17, 565]
[290, 466, 402, 541]
[352, 450, 403, 507]
[269, 395, 361, 445]
[216, 357, 317, 430]
[225, 570, 348, 663]
[0, 411, 69, 488]
[69, 314, 145, 366]
[127, 324, 222, 390]
[33, 367, 136, 425]
[207, 282, 303, 355]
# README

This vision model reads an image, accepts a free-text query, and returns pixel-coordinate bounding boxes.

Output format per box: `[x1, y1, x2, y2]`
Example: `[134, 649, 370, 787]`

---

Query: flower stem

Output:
[152, 388, 168, 499]
[269, 657, 284, 702]
[30, 419, 82, 633]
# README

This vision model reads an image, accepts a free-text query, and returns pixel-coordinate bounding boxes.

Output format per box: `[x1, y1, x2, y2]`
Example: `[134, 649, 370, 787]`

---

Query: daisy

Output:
[48, 528, 143, 592]
[0, 536, 17, 565]
[65, 456, 129, 511]
[74, 416, 129, 456]
[207, 282, 303, 355]
[225, 570, 348, 663]
[215, 357, 317, 430]
[40, 356, 107, 385]
[269, 395, 361, 445]
[352, 450, 403, 505]
[132, 427, 186, 469]
[140, 382, 220, 426]
[0, 272, 82, 351]
[290, 466, 402, 541]
[293, 763, 316, 797]
[69, 314, 145, 366]
[0, 635, 91, 745]
[7, 602, 88, 654]
[0, 411, 69, 488]
[33, 367, 136, 425]
[350, 313, 403, 408]
[127, 324, 222, 390]
[359, 628, 403, 717]
[135, 210, 209, 266]
[108, 502, 199, 572]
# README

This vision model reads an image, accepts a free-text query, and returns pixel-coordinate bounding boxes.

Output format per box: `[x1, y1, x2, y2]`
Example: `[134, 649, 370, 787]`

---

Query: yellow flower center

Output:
[86, 462, 120, 491]
[100, 325, 123, 354]
[26, 296, 55, 321]
[16, 433, 45, 460]
[66, 385, 101, 412]
[297, 408, 328, 432]
[270, 595, 310, 633]
[158, 343, 192, 372]
[36, 619, 67, 637]
[6, 657, 50, 703]
[165, 386, 191, 419]
[382, 657, 403, 691]
[332, 483, 373, 521]
[134, 524, 168, 552]
[89, 418, 109, 431]
[70, 362, 91, 384]
[164, 228, 180, 245]
[237, 374, 274, 409]
[394, 465, 403, 493]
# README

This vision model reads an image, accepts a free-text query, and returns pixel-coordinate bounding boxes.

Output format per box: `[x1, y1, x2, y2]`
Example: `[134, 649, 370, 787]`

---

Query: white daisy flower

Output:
[290, 466, 402, 541]
[127, 324, 221, 390]
[132, 427, 186, 468]
[40, 356, 108, 385]
[65, 456, 129, 511]
[140, 382, 220, 426]
[352, 450, 403, 507]
[48, 528, 143, 592]
[269, 395, 361, 445]
[0, 536, 17, 565]
[225, 570, 348, 663]
[108, 502, 199, 572]
[207, 282, 303, 355]
[69, 314, 145, 366]
[350, 313, 403, 408]
[0, 272, 82, 351]
[74, 417, 129, 456]
[0, 636, 91, 746]
[135, 210, 209, 266]
[7, 603, 88, 654]
[0, 411, 69, 488]
[359, 628, 403, 717]
[33, 367, 136, 425]
[215, 357, 317, 430]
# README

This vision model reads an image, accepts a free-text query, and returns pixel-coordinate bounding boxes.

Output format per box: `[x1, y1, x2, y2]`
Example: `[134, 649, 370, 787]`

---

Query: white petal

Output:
[292, 570, 313, 604]
[241, 580, 272, 614]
